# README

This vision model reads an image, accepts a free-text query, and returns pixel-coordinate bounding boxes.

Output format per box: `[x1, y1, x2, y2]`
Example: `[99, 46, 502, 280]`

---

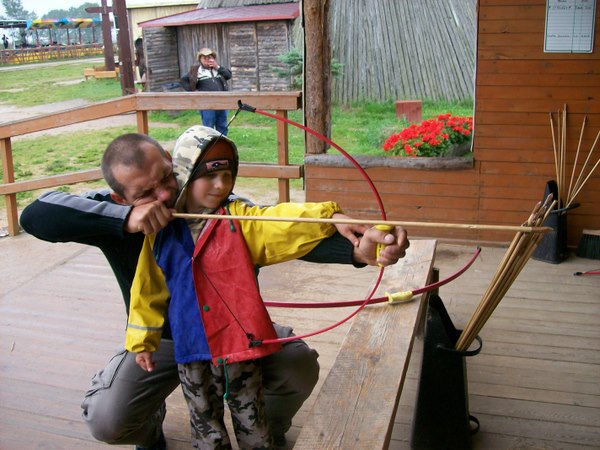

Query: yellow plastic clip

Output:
[386, 291, 415, 304]
[374, 224, 394, 267]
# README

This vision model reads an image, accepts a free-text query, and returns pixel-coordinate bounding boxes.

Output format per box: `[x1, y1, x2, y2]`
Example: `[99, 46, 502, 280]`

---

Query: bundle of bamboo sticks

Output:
[550, 104, 600, 208]
[455, 195, 556, 352]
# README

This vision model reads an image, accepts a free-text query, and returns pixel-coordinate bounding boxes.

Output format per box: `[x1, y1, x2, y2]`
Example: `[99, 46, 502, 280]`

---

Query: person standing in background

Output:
[186, 48, 232, 135]
[134, 37, 146, 83]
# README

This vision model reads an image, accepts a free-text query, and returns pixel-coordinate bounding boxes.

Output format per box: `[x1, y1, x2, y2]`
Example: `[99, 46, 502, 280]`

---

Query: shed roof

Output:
[139, 2, 299, 28]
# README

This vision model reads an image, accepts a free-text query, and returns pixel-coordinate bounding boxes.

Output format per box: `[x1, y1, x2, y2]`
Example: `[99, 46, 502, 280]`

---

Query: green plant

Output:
[382, 113, 473, 157]
[271, 48, 343, 89]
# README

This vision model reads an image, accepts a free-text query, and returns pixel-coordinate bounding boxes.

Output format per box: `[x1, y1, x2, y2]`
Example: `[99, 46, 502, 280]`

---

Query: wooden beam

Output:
[1, 137, 18, 235]
[238, 163, 302, 179]
[0, 168, 103, 195]
[136, 110, 149, 134]
[303, 0, 331, 154]
[276, 110, 290, 202]
[133, 92, 302, 112]
[0, 96, 137, 139]
[85, 0, 115, 71]
[0, 164, 303, 196]
[113, 0, 135, 95]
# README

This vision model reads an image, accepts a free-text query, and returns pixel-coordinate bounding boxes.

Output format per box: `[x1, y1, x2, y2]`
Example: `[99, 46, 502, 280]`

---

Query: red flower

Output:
[382, 114, 473, 157]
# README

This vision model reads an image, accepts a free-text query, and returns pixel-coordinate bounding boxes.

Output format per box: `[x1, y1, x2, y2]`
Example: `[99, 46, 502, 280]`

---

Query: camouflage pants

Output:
[178, 360, 273, 449]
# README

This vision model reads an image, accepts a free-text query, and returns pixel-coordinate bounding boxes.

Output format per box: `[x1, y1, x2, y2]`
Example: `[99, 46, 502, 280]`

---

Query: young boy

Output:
[126, 125, 345, 449]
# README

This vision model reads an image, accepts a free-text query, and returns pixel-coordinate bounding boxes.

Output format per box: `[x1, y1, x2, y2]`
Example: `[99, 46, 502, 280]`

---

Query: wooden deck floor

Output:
[1, 232, 599, 449]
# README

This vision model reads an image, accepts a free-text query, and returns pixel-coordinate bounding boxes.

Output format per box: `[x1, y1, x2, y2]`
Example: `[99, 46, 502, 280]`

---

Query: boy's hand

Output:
[353, 226, 409, 266]
[135, 352, 156, 372]
[332, 213, 368, 247]
[125, 201, 173, 235]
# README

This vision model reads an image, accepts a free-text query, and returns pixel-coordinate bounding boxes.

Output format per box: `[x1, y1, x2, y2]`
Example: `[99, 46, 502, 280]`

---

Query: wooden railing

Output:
[0, 91, 303, 236]
[0, 44, 104, 65]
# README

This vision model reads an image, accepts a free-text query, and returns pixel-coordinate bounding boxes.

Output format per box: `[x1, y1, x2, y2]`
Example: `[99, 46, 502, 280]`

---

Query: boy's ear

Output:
[165, 151, 172, 161]
[110, 192, 128, 205]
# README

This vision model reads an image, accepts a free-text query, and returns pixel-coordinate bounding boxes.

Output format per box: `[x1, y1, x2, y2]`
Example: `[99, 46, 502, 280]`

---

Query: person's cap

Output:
[197, 48, 216, 58]
[172, 125, 238, 211]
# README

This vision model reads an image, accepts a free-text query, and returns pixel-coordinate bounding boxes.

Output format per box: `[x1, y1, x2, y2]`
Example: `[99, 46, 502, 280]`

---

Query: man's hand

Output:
[353, 226, 410, 266]
[332, 213, 368, 247]
[125, 201, 173, 235]
[135, 352, 156, 372]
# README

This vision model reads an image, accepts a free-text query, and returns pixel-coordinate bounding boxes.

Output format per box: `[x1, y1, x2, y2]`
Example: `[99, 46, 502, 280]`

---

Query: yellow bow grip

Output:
[374, 224, 394, 267]
[386, 291, 415, 304]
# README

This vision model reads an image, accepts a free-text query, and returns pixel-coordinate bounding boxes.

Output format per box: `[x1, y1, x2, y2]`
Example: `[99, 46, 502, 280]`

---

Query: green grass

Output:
[0, 62, 122, 106]
[0, 61, 473, 208]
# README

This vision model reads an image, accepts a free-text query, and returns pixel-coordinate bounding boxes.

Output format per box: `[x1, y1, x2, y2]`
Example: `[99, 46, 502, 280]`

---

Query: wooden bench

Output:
[83, 67, 120, 80]
[294, 239, 436, 449]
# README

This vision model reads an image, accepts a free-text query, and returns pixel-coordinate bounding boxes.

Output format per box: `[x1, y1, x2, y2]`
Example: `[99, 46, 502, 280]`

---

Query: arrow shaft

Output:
[172, 212, 551, 234]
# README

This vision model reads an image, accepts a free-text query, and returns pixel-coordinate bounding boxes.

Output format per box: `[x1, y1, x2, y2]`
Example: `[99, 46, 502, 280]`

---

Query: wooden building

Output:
[306, 0, 600, 248]
[138, 2, 300, 92]
[126, 0, 198, 42]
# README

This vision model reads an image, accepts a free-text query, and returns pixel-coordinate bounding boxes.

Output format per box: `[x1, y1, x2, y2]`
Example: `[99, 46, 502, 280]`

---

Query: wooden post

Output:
[276, 110, 290, 202]
[85, 0, 114, 71]
[136, 110, 149, 134]
[113, 0, 135, 95]
[303, 0, 331, 155]
[1, 138, 18, 236]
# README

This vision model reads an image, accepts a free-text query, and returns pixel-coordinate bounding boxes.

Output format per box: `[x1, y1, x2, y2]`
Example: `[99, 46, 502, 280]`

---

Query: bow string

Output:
[237, 100, 391, 344]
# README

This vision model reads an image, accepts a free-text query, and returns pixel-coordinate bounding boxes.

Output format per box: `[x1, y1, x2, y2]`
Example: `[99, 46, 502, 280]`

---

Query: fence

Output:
[0, 44, 104, 65]
[0, 91, 303, 236]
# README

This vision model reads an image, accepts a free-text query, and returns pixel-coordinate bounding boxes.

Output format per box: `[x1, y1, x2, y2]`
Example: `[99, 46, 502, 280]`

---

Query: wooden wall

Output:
[330, 0, 477, 103]
[306, 0, 600, 246]
[144, 27, 180, 90]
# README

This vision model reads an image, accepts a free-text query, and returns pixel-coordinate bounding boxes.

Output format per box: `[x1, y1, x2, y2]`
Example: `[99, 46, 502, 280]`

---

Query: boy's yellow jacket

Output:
[126, 199, 341, 364]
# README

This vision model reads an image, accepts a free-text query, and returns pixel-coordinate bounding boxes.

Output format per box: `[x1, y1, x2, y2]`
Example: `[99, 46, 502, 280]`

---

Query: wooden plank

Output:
[0, 164, 302, 195]
[294, 239, 436, 450]
[238, 163, 302, 179]
[0, 97, 138, 139]
[134, 91, 302, 112]
[0, 137, 18, 235]
[0, 92, 302, 140]
[0, 168, 103, 195]
[85, 70, 119, 79]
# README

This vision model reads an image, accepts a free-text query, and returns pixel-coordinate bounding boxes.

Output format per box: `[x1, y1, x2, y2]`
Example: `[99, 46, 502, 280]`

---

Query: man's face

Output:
[111, 144, 179, 207]
[200, 54, 215, 68]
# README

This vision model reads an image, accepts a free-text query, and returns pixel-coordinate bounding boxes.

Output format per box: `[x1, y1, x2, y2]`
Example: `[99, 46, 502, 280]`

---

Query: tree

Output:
[2, 0, 36, 19]
[44, 3, 99, 19]
[272, 47, 342, 90]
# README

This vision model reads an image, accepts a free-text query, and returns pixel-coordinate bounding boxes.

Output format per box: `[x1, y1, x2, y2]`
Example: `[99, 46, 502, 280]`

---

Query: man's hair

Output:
[101, 133, 167, 197]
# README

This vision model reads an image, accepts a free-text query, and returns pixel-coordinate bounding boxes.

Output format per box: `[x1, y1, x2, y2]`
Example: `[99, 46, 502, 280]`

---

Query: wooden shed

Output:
[138, 2, 300, 92]
[306, 0, 600, 249]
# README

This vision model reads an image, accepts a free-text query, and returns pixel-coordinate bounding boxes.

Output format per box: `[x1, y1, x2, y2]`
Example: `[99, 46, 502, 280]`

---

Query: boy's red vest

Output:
[192, 214, 282, 365]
